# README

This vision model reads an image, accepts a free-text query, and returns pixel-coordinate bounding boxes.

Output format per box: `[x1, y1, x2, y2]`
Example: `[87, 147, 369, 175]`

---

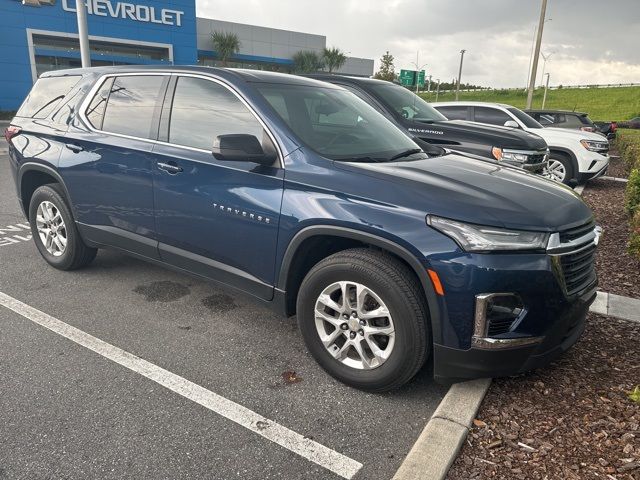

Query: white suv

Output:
[433, 102, 609, 184]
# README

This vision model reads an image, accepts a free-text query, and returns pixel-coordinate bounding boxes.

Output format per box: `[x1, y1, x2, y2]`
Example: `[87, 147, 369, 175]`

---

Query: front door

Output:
[151, 75, 284, 300]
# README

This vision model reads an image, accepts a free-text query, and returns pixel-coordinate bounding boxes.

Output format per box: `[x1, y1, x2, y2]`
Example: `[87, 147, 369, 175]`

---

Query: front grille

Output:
[560, 243, 597, 295]
[559, 220, 595, 243]
[526, 153, 547, 165]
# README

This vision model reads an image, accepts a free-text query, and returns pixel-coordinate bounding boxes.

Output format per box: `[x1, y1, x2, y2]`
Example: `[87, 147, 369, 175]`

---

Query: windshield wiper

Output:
[388, 148, 422, 161]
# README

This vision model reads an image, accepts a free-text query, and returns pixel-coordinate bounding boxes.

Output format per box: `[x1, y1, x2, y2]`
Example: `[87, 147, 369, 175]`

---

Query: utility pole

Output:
[76, 0, 91, 67]
[526, 0, 548, 109]
[427, 75, 432, 92]
[435, 79, 441, 102]
[525, 18, 551, 89]
[455, 49, 466, 101]
[542, 73, 550, 108]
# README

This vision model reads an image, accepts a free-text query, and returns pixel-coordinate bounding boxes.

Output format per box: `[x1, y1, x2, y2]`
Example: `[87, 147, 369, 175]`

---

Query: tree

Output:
[374, 51, 395, 81]
[292, 50, 325, 73]
[211, 31, 240, 67]
[322, 47, 347, 73]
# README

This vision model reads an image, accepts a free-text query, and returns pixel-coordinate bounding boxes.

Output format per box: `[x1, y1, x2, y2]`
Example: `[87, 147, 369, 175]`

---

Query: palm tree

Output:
[322, 47, 347, 73]
[292, 50, 325, 73]
[211, 31, 241, 67]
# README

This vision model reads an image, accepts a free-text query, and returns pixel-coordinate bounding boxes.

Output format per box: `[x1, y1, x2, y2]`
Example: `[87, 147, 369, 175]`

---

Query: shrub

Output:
[626, 169, 640, 214]
[629, 209, 640, 258]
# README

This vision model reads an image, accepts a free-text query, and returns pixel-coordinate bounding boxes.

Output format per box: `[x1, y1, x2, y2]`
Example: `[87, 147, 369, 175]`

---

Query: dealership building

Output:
[0, 0, 374, 110]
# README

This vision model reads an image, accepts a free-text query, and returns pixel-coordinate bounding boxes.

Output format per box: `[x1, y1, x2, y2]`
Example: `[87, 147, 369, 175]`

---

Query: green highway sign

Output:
[399, 69, 426, 87]
[399, 69, 416, 86]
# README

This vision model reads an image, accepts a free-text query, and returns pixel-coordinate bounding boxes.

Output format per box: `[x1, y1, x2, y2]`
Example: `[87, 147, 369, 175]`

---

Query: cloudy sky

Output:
[196, 0, 640, 88]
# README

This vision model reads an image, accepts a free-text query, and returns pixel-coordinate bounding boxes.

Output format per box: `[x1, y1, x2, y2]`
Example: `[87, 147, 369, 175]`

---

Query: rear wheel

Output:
[29, 184, 97, 270]
[546, 153, 574, 184]
[296, 248, 430, 392]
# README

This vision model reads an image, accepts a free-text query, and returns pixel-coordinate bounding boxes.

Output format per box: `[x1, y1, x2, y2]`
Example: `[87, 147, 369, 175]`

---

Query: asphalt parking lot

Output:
[0, 145, 448, 480]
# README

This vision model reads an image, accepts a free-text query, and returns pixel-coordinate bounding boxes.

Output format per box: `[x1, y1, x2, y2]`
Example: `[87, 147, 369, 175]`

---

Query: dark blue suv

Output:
[6, 66, 599, 391]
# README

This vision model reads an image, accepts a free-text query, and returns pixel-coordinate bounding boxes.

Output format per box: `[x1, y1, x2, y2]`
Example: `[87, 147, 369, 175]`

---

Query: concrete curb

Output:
[599, 176, 629, 183]
[574, 184, 585, 195]
[392, 378, 491, 480]
[590, 291, 640, 322]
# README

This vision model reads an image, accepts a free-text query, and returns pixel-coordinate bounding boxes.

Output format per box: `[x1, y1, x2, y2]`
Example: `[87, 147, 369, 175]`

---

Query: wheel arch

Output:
[277, 226, 442, 342]
[18, 163, 72, 221]
[548, 147, 579, 180]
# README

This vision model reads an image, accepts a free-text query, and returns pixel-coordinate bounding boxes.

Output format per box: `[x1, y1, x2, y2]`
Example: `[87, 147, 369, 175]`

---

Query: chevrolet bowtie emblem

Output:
[21, 0, 56, 6]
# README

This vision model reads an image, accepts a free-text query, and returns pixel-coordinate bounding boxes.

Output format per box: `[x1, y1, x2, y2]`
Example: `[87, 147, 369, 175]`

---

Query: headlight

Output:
[580, 139, 608, 151]
[427, 215, 550, 252]
[491, 147, 542, 164]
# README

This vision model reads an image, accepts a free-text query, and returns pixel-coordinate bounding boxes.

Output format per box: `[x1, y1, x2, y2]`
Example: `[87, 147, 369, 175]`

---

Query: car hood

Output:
[422, 120, 548, 150]
[336, 152, 592, 232]
[528, 126, 608, 143]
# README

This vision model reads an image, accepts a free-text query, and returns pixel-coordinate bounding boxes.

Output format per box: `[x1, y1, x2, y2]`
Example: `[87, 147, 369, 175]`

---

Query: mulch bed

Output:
[447, 313, 640, 480]
[606, 150, 630, 179]
[582, 179, 640, 299]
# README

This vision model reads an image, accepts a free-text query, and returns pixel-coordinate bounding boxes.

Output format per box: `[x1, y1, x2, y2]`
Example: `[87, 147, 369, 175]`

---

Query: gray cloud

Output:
[196, 0, 640, 87]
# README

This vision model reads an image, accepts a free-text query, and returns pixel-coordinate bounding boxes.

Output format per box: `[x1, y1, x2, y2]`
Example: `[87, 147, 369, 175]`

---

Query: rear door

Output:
[151, 74, 284, 300]
[61, 73, 169, 258]
[472, 106, 513, 127]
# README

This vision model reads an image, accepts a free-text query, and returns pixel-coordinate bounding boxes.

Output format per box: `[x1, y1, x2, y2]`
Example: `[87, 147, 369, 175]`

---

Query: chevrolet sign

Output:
[60, 0, 184, 26]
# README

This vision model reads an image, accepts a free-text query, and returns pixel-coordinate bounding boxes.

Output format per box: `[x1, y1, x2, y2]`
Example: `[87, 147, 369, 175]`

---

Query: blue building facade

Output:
[0, 0, 197, 110]
[0, 0, 374, 111]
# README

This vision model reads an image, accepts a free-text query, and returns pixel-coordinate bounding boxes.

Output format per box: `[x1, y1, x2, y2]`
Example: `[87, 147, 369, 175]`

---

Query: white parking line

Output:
[0, 291, 363, 479]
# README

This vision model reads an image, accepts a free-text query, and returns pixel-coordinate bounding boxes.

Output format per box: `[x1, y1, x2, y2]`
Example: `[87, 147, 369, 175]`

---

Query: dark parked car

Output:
[307, 74, 549, 173]
[6, 66, 598, 391]
[525, 109, 616, 140]
[618, 116, 640, 129]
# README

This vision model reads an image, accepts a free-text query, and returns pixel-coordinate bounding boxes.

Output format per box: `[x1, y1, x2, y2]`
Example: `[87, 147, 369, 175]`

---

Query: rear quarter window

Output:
[16, 75, 82, 119]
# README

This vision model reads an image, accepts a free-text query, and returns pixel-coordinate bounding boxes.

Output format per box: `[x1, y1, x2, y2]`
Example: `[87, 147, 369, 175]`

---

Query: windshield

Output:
[507, 107, 543, 129]
[256, 83, 426, 161]
[369, 83, 448, 122]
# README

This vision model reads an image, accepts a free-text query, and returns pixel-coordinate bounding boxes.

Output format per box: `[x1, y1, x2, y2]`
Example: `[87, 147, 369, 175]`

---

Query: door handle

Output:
[65, 143, 84, 153]
[157, 162, 183, 174]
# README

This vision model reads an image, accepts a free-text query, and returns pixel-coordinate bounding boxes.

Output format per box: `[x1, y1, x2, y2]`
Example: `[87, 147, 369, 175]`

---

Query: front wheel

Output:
[296, 248, 430, 392]
[546, 154, 574, 184]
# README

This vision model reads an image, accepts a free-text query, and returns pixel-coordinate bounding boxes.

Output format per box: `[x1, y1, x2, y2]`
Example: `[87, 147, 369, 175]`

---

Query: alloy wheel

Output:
[314, 281, 395, 370]
[545, 158, 567, 183]
[35, 200, 67, 257]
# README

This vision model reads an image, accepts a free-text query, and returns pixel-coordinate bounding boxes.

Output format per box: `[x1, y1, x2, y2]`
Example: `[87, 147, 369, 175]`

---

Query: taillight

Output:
[4, 125, 21, 144]
[611, 122, 617, 133]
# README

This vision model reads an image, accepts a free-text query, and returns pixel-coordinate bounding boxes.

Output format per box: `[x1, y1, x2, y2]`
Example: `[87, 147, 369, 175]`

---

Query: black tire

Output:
[296, 248, 430, 392]
[547, 152, 575, 185]
[29, 184, 97, 270]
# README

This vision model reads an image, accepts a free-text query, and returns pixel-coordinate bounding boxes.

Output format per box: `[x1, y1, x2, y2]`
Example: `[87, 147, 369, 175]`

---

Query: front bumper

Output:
[578, 160, 609, 183]
[433, 285, 595, 382]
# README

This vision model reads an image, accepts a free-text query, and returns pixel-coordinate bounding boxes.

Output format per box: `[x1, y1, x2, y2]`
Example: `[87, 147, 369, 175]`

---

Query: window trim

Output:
[78, 71, 284, 169]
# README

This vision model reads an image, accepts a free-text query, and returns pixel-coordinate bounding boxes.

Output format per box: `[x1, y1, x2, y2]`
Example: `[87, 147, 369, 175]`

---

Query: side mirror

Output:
[212, 134, 277, 166]
[503, 120, 520, 129]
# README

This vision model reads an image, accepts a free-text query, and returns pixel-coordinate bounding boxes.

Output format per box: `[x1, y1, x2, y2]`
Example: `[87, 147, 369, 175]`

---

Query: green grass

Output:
[420, 86, 640, 121]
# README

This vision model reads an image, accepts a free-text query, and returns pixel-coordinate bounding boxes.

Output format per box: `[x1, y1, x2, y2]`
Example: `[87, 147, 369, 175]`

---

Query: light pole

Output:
[542, 72, 550, 108]
[526, 0, 548, 109]
[539, 52, 554, 87]
[427, 74, 432, 92]
[410, 52, 427, 94]
[455, 49, 466, 101]
[435, 78, 441, 102]
[525, 18, 551, 89]
[76, 0, 91, 67]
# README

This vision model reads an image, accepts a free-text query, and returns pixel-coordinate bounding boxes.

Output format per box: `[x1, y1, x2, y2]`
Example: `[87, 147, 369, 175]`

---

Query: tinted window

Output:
[17, 75, 81, 119]
[85, 77, 114, 130]
[537, 113, 555, 125]
[437, 105, 468, 121]
[169, 76, 264, 151]
[368, 84, 447, 122]
[102, 76, 165, 139]
[562, 114, 586, 127]
[507, 107, 543, 128]
[474, 107, 512, 126]
[256, 83, 424, 161]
